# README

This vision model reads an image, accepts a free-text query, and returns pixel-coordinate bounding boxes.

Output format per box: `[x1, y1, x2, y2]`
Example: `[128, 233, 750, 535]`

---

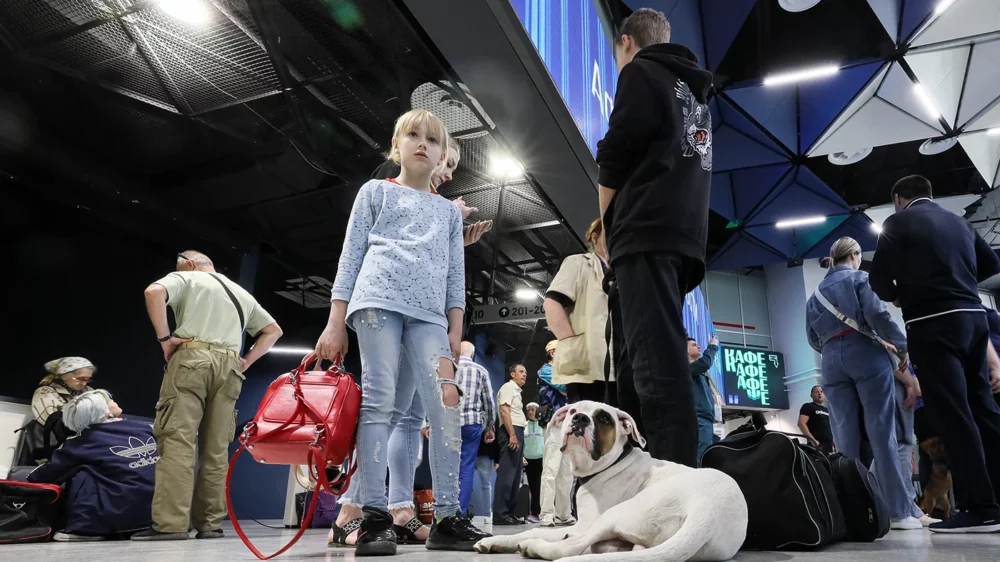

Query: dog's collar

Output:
[578, 442, 635, 486]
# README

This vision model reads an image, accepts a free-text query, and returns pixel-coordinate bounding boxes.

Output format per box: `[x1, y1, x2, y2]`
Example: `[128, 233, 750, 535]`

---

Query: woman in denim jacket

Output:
[806, 237, 923, 530]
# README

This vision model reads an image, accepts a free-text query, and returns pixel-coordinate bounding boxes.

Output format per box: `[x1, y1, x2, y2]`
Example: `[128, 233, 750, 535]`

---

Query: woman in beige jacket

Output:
[543, 219, 614, 404]
[32, 357, 96, 425]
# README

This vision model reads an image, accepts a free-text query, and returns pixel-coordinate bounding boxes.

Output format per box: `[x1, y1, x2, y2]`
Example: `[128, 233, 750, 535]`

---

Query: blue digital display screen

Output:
[684, 287, 725, 400]
[509, 0, 619, 156]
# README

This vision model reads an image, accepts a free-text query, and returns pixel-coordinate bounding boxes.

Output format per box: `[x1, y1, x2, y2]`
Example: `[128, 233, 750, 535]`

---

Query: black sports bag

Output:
[703, 429, 846, 550]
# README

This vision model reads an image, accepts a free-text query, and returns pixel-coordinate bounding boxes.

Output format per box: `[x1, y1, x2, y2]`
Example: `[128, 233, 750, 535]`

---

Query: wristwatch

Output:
[157, 334, 173, 343]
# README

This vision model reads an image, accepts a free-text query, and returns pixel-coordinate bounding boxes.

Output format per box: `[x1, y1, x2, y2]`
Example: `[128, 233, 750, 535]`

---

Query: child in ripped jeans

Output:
[315, 109, 489, 556]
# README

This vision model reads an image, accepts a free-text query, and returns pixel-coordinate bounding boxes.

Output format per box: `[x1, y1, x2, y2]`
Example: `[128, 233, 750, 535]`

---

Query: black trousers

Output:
[566, 382, 617, 404]
[613, 252, 699, 467]
[493, 426, 525, 518]
[525, 457, 542, 516]
[609, 278, 643, 440]
[908, 312, 1000, 518]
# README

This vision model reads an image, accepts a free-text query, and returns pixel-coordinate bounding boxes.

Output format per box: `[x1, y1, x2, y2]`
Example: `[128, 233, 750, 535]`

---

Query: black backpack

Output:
[826, 453, 890, 541]
[13, 412, 73, 463]
[703, 429, 846, 550]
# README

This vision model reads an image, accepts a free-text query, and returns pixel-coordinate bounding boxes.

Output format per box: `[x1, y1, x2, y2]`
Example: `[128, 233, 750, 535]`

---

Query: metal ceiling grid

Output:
[122, 7, 280, 114]
[0, 0, 108, 46]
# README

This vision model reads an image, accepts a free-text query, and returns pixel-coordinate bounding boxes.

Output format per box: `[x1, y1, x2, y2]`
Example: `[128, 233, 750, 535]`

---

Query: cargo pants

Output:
[151, 346, 244, 533]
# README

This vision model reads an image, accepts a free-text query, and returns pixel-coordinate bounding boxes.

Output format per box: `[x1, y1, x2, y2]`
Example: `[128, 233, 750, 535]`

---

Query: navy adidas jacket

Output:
[28, 419, 156, 536]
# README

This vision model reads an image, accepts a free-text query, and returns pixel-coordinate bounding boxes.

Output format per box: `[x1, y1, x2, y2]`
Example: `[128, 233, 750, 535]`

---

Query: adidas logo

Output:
[110, 436, 161, 469]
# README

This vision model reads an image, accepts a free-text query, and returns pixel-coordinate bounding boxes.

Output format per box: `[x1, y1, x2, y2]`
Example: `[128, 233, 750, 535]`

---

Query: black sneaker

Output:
[492, 515, 520, 526]
[356, 507, 397, 556]
[195, 529, 224, 539]
[426, 514, 492, 551]
[929, 512, 1000, 534]
[131, 528, 190, 541]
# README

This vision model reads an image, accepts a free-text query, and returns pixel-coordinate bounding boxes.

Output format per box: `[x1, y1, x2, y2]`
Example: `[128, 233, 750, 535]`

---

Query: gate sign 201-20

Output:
[721, 346, 789, 410]
[469, 302, 546, 324]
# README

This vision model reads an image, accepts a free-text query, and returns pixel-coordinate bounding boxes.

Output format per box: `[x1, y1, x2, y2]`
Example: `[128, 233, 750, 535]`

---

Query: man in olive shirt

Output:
[494, 364, 528, 525]
[134, 250, 282, 541]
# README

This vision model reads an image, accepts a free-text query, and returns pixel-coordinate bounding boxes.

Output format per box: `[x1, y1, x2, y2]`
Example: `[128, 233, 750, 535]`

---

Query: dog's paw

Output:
[517, 538, 562, 560]
[475, 535, 521, 554]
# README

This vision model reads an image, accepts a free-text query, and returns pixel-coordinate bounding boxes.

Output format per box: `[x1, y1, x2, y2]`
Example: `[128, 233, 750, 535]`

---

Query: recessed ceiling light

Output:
[919, 137, 958, 155]
[775, 216, 827, 229]
[159, 0, 210, 25]
[515, 288, 538, 301]
[989, 128, 1000, 136]
[763, 65, 839, 87]
[828, 148, 873, 166]
[491, 155, 524, 178]
[269, 346, 316, 355]
[778, 0, 823, 12]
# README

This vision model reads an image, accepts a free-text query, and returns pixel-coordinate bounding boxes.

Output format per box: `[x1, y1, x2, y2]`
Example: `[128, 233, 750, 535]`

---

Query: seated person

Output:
[32, 356, 95, 424]
[28, 390, 156, 542]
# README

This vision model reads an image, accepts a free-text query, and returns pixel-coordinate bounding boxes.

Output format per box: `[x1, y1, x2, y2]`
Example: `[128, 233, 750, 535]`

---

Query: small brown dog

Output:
[919, 437, 952, 519]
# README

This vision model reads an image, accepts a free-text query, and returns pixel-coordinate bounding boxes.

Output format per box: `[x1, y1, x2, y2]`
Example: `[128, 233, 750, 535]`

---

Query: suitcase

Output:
[703, 430, 846, 550]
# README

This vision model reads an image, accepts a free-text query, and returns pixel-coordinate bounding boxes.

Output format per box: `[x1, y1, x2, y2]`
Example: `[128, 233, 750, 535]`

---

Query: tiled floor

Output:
[5, 523, 1000, 561]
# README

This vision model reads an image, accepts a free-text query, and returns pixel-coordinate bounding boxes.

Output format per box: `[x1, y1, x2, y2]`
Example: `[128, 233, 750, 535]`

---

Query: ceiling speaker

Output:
[410, 82, 495, 139]
[828, 147, 873, 166]
[778, 0, 822, 12]
[919, 136, 958, 156]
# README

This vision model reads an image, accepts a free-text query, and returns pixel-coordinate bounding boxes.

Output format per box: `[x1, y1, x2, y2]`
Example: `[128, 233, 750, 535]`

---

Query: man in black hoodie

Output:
[870, 174, 1000, 533]
[595, 7, 714, 466]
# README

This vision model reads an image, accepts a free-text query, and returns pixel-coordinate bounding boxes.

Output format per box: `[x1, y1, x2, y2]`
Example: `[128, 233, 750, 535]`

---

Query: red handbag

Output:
[225, 353, 361, 560]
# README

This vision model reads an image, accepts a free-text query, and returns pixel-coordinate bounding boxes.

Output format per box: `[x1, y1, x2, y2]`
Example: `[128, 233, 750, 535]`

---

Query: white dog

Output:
[474, 401, 747, 562]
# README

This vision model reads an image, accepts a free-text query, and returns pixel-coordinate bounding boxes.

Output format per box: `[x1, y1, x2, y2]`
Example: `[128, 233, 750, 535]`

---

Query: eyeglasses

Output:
[177, 253, 192, 261]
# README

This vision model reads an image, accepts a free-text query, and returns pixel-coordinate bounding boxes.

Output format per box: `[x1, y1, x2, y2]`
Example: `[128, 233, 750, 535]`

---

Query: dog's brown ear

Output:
[617, 409, 645, 448]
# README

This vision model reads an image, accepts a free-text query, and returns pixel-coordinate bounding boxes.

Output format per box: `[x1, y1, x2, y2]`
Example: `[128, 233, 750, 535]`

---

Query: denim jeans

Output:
[352, 309, 462, 518]
[893, 378, 924, 518]
[471, 456, 494, 517]
[696, 416, 714, 467]
[459, 424, 484, 514]
[339, 390, 425, 509]
[821, 331, 914, 519]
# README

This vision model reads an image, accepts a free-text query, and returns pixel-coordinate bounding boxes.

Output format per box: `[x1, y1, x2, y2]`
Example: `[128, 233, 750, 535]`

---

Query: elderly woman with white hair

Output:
[31, 357, 95, 425]
[28, 390, 157, 542]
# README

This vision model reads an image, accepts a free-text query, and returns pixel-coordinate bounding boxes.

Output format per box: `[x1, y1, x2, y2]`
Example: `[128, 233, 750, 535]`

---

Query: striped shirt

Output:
[457, 357, 496, 428]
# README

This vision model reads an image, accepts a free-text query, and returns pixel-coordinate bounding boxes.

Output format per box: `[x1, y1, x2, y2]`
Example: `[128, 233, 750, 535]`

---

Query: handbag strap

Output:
[813, 289, 881, 344]
[226, 370, 356, 559]
[209, 273, 245, 333]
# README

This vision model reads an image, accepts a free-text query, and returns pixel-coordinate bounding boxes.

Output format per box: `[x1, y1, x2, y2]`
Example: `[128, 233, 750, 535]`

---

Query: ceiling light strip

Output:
[763, 65, 840, 87]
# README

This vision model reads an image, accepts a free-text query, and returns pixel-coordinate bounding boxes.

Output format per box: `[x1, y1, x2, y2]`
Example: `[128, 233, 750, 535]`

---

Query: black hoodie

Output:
[597, 44, 714, 286]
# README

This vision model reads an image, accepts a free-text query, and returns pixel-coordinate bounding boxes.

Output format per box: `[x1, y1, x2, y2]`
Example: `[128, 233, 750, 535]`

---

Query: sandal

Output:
[392, 517, 427, 545]
[328, 518, 362, 548]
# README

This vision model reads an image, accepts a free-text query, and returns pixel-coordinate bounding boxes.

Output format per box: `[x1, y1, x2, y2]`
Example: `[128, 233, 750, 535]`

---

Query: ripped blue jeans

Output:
[352, 308, 462, 518]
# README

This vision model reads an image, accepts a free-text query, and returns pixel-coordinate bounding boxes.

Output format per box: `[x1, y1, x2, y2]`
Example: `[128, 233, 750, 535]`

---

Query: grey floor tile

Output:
[3, 523, 1000, 561]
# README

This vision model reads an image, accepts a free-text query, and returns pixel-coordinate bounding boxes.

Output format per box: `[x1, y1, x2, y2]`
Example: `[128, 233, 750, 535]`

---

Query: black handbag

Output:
[703, 429, 846, 550]
[0, 481, 63, 543]
[14, 412, 72, 463]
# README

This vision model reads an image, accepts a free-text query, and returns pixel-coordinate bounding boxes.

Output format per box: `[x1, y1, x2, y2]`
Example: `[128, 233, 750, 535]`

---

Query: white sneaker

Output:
[554, 516, 576, 527]
[53, 531, 104, 542]
[891, 516, 923, 530]
[540, 515, 555, 527]
[919, 514, 941, 527]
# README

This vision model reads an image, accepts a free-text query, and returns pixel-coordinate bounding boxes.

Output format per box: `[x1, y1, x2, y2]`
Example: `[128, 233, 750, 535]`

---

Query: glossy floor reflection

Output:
[4, 523, 1000, 561]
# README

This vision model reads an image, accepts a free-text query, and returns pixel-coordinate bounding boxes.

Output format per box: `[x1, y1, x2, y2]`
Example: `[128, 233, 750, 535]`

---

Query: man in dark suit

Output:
[870, 174, 1000, 533]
